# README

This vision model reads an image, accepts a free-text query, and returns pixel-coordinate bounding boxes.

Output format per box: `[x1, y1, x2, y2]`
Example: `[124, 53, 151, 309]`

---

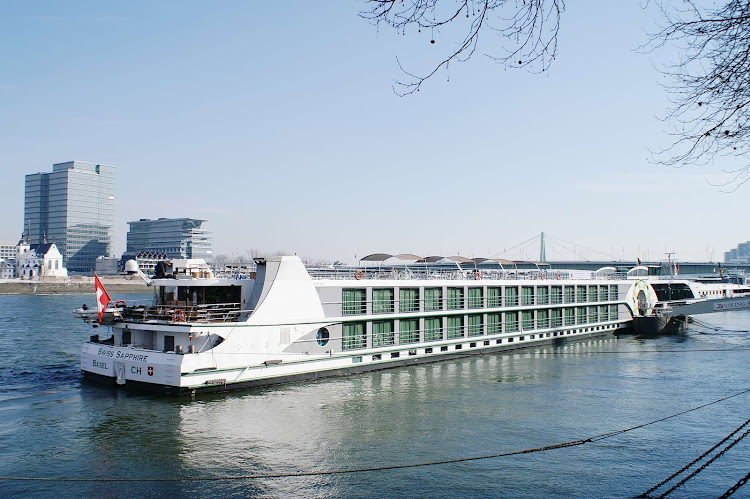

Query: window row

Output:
[342, 306, 620, 349]
[342, 285, 619, 315]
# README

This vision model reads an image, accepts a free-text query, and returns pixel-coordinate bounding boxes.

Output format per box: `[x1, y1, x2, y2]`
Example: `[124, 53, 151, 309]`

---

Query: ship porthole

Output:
[316, 327, 330, 347]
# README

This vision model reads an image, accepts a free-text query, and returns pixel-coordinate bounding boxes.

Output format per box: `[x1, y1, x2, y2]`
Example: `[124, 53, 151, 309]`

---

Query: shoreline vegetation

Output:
[0, 276, 149, 295]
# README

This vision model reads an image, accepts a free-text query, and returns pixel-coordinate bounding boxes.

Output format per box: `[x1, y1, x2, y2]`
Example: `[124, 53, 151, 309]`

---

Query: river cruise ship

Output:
[80, 255, 739, 395]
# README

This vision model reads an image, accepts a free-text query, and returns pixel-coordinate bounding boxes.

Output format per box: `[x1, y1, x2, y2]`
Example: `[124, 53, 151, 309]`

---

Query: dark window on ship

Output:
[391, 352, 400, 358]
[164, 335, 175, 352]
[316, 327, 330, 347]
[651, 283, 695, 301]
[122, 329, 132, 345]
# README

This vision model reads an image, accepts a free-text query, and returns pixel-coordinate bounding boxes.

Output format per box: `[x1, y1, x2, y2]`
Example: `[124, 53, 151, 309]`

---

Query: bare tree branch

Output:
[362, 1, 564, 95]
[647, 0, 750, 185]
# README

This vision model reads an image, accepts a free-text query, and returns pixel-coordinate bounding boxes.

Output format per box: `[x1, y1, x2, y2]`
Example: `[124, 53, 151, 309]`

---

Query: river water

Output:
[1, 293, 750, 498]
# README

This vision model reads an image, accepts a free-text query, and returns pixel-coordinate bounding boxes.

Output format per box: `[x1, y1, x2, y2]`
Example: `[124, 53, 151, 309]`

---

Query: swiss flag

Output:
[94, 273, 112, 324]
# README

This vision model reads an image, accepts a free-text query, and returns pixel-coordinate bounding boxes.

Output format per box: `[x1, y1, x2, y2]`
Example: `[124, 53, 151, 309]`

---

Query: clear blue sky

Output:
[0, 1, 743, 263]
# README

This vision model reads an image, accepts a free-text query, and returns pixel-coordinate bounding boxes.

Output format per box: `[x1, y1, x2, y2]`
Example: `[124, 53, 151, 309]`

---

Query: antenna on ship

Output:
[539, 232, 547, 263]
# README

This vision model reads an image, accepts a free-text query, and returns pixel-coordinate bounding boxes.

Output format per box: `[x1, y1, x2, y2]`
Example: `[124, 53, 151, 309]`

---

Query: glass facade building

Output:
[24, 161, 115, 273]
[124, 218, 212, 264]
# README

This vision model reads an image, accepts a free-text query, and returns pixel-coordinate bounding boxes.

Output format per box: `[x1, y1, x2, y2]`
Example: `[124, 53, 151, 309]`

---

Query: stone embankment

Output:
[0, 276, 149, 295]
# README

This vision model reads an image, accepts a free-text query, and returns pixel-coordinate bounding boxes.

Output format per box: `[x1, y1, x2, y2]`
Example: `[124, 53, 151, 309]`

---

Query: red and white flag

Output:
[94, 273, 112, 324]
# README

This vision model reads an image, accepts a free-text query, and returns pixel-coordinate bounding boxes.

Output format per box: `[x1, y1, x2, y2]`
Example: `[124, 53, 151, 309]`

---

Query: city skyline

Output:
[0, 2, 746, 264]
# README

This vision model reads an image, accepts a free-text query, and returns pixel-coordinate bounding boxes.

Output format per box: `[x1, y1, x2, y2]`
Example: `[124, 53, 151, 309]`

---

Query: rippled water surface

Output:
[1, 293, 750, 498]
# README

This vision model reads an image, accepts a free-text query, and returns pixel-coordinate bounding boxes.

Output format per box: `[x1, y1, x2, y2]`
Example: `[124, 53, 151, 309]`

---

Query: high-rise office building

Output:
[24, 161, 115, 273]
[123, 218, 212, 264]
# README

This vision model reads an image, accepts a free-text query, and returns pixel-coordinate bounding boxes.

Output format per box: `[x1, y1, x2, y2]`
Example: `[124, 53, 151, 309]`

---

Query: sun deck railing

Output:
[119, 302, 243, 324]
[307, 267, 629, 281]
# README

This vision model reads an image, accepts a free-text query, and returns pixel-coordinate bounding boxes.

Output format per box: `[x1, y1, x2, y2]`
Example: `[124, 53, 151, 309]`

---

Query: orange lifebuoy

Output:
[556, 272, 561, 280]
[474, 271, 480, 280]
[173, 309, 186, 322]
[115, 299, 126, 308]
[540, 273, 546, 280]
[355, 270, 364, 280]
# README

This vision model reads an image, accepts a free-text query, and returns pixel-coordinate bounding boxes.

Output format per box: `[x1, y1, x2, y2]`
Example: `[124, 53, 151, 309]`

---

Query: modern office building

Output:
[24, 161, 115, 273]
[725, 241, 750, 263]
[123, 218, 212, 265]
[0, 242, 16, 262]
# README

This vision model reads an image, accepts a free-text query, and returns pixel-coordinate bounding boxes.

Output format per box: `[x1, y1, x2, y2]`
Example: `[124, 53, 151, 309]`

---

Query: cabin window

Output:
[505, 311, 519, 332]
[599, 305, 609, 322]
[122, 330, 132, 345]
[487, 313, 501, 334]
[342, 289, 366, 315]
[551, 309, 562, 327]
[468, 314, 483, 336]
[521, 287, 535, 306]
[424, 317, 443, 341]
[164, 335, 175, 352]
[599, 285, 609, 302]
[399, 288, 419, 313]
[588, 306, 598, 323]
[468, 287, 483, 309]
[537, 310, 549, 329]
[521, 311, 534, 330]
[399, 319, 419, 344]
[550, 286, 562, 304]
[425, 288, 443, 311]
[373, 288, 394, 314]
[537, 287, 549, 305]
[564, 286, 575, 303]
[505, 286, 518, 306]
[373, 320, 395, 346]
[447, 316, 464, 339]
[589, 286, 599, 302]
[577, 307, 587, 324]
[447, 288, 464, 310]
[610, 305, 619, 320]
[487, 287, 502, 307]
[564, 308, 575, 326]
[316, 327, 330, 347]
[610, 285, 618, 300]
[343, 322, 366, 350]
[577, 286, 587, 303]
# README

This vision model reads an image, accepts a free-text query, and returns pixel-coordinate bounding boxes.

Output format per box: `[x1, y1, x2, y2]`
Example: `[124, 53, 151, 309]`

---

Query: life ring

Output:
[539, 273, 546, 280]
[355, 270, 364, 280]
[173, 309, 186, 322]
[556, 272, 561, 280]
[474, 271, 481, 280]
[115, 299, 127, 308]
